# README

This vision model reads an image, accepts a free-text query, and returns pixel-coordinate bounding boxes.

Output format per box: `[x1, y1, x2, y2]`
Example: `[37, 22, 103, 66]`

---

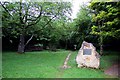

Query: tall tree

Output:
[1, 1, 72, 53]
[89, 2, 120, 55]
[73, 4, 92, 48]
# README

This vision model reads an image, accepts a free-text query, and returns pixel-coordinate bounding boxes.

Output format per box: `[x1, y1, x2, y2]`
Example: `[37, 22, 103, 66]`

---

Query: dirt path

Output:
[61, 52, 71, 69]
[56, 51, 72, 78]
[104, 63, 120, 77]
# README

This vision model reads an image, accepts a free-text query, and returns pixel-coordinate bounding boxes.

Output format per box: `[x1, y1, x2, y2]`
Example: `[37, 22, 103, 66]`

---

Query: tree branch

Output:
[0, 2, 13, 17]
[34, 15, 56, 33]
[19, 1, 24, 24]
[26, 6, 43, 28]
[23, 4, 29, 24]
[25, 34, 34, 46]
[42, 16, 56, 28]
[33, 5, 61, 33]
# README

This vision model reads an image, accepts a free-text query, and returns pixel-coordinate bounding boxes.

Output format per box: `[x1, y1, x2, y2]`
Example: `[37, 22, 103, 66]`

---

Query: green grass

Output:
[2, 50, 119, 78]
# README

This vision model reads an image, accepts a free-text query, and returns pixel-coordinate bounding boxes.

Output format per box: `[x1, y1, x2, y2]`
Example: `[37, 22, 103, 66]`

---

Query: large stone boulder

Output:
[76, 41, 100, 69]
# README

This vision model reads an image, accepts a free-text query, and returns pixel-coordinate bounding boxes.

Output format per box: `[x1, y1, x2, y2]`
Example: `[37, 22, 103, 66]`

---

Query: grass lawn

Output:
[2, 50, 119, 78]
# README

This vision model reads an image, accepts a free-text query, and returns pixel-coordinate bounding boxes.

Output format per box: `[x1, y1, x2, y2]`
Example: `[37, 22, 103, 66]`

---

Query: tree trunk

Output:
[18, 34, 25, 53]
[65, 39, 68, 50]
[99, 19, 104, 55]
[100, 44, 103, 55]
[100, 35, 103, 55]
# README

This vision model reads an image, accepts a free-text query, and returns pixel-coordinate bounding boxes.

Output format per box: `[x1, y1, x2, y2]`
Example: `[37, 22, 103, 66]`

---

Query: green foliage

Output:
[91, 0, 113, 2]
[34, 43, 43, 47]
[89, 2, 120, 38]
[89, 2, 120, 55]
[72, 4, 92, 48]
[2, 2, 72, 51]
[2, 2, 72, 38]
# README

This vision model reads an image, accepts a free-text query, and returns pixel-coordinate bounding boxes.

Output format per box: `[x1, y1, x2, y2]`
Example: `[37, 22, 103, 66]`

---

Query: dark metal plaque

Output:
[83, 49, 92, 55]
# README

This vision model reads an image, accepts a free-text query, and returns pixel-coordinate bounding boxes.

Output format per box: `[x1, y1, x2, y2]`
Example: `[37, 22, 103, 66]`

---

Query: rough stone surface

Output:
[76, 41, 100, 68]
